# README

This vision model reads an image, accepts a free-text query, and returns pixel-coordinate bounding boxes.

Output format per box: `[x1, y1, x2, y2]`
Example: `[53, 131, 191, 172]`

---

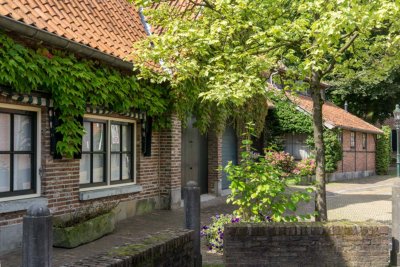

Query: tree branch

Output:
[322, 31, 359, 76]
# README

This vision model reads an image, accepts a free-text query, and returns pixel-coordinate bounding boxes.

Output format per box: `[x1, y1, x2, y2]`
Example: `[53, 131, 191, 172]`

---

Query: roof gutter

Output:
[0, 15, 133, 71]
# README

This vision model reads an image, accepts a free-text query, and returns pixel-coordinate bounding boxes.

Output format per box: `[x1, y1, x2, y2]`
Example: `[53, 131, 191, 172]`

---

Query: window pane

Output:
[111, 124, 121, 151]
[93, 123, 105, 152]
[122, 154, 131, 180]
[82, 122, 91, 152]
[93, 154, 104, 183]
[0, 155, 10, 192]
[0, 113, 10, 151]
[13, 154, 31, 191]
[110, 154, 120, 181]
[79, 154, 91, 184]
[122, 125, 132, 152]
[14, 115, 32, 151]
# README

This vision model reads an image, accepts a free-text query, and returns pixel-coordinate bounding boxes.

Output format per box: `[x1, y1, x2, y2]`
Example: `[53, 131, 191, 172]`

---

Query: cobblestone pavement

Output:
[0, 172, 396, 266]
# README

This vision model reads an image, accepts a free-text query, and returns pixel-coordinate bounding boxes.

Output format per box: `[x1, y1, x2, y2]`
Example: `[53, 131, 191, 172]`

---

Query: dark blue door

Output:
[222, 126, 238, 190]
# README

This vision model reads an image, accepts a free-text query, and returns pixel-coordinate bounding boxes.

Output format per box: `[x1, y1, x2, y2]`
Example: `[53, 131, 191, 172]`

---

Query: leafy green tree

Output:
[131, 0, 400, 221]
[329, 67, 400, 124]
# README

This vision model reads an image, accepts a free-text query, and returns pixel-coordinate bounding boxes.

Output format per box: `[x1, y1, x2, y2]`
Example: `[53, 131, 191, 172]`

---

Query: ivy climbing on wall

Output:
[0, 32, 171, 158]
[264, 94, 342, 173]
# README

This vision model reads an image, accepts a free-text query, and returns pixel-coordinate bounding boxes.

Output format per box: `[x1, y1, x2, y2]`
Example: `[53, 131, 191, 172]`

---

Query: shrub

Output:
[201, 214, 240, 253]
[264, 150, 296, 178]
[224, 123, 314, 222]
[306, 130, 342, 173]
[376, 126, 391, 174]
[293, 158, 316, 177]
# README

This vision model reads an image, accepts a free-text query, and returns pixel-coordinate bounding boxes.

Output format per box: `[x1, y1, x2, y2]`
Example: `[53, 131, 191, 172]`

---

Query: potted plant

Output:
[53, 202, 117, 248]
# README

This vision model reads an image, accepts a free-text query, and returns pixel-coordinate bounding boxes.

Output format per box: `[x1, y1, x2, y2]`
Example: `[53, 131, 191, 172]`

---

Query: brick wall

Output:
[336, 130, 376, 174]
[159, 113, 182, 208]
[62, 229, 194, 267]
[0, 97, 181, 231]
[224, 222, 390, 267]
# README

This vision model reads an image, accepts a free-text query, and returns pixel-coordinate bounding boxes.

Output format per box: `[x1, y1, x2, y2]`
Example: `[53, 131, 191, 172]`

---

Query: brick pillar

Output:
[207, 131, 222, 196]
[159, 114, 182, 209]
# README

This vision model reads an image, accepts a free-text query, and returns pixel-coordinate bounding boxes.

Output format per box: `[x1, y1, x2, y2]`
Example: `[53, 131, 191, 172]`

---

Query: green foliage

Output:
[0, 32, 170, 157]
[201, 214, 240, 253]
[376, 126, 391, 175]
[132, 0, 400, 134]
[268, 97, 313, 136]
[225, 123, 313, 222]
[329, 67, 400, 124]
[307, 130, 343, 173]
[266, 98, 342, 173]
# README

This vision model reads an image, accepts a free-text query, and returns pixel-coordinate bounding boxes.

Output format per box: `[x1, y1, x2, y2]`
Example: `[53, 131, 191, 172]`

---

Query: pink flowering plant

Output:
[264, 150, 296, 178]
[201, 214, 240, 253]
[293, 158, 316, 177]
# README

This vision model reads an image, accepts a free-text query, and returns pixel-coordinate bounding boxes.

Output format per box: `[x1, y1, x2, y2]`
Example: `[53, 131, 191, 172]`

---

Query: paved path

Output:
[0, 172, 396, 266]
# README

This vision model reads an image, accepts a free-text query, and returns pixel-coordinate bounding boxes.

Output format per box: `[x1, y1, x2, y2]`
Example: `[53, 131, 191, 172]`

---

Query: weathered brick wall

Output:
[0, 96, 179, 227]
[224, 222, 390, 267]
[336, 130, 376, 174]
[61, 229, 194, 267]
[159, 113, 182, 208]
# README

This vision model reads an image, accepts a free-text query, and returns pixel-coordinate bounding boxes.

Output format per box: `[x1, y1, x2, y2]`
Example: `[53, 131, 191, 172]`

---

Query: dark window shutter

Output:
[142, 117, 152, 157]
[49, 108, 63, 159]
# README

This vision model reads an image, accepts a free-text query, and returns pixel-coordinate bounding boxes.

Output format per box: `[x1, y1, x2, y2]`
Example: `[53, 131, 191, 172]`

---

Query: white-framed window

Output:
[362, 133, 367, 149]
[79, 115, 136, 188]
[350, 131, 356, 148]
[0, 104, 41, 200]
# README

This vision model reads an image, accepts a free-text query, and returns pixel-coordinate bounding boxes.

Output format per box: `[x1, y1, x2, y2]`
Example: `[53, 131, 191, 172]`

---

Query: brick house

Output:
[0, 0, 239, 255]
[0, 0, 186, 255]
[286, 95, 383, 181]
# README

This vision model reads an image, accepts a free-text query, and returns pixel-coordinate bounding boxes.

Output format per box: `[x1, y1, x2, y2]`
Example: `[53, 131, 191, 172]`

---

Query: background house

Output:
[286, 95, 383, 181]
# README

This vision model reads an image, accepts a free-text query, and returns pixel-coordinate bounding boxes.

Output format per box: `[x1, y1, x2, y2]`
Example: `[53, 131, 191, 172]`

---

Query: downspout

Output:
[0, 15, 133, 71]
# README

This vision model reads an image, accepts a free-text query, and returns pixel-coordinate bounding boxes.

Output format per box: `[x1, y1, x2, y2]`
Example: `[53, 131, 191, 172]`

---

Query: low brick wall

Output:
[61, 229, 194, 267]
[224, 222, 390, 267]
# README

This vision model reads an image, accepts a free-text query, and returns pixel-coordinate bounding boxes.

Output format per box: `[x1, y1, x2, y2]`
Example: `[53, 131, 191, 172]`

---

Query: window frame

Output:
[362, 133, 367, 150]
[350, 131, 356, 149]
[0, 104, 41, 202]
[79, 114, 137, 190]
[79, 118, 108, 188]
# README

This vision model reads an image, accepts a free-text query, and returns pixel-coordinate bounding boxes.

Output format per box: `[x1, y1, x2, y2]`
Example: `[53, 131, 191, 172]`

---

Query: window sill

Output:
[79, 184, 143, 201]
[0, 196, 48, 213]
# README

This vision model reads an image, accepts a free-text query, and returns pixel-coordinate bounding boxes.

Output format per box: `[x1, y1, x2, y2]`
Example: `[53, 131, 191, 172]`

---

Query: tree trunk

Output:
[310, 70, 327, 221]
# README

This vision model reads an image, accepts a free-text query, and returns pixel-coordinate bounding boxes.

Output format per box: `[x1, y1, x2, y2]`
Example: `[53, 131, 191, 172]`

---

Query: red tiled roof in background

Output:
[0, 0, 147, 60]
[293, 94, 383, 134]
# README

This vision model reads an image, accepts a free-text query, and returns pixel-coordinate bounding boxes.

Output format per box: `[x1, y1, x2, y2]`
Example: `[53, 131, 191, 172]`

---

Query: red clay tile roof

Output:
[292, 94, 383, 134]
[0, 0, 147, 60]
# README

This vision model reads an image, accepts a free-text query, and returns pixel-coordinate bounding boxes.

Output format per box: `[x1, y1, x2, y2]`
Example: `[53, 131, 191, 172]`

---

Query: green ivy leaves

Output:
[0, 32, 170, 158]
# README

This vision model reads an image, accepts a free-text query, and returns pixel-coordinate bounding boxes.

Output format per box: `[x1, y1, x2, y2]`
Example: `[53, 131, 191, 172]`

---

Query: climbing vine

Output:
[0, 32, 171, 158]
[376, 126, 391, 175]
[265, 95, 342, 173]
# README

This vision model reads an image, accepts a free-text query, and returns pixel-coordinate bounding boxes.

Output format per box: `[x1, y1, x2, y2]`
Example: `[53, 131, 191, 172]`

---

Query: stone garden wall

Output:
[224, 222, 390, 267]
[61, 229, 194, 267]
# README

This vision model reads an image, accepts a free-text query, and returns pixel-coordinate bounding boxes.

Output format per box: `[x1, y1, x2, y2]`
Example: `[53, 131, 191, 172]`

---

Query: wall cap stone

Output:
[79, 184, 143, 201]
[0, 197, 48, 213]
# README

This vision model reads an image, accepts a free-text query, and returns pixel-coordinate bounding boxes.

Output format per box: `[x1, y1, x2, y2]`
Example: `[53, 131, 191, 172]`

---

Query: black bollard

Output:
[184, 181, 202, 267]
[22, 203, 52, 267]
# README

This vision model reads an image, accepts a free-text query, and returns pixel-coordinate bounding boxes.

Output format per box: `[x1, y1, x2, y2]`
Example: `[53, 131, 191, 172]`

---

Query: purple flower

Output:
[202, 225, 209, 230]
[215, 214, 220, 219]
[265, 216, 273, 222]
[231, 217, 240, 223]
